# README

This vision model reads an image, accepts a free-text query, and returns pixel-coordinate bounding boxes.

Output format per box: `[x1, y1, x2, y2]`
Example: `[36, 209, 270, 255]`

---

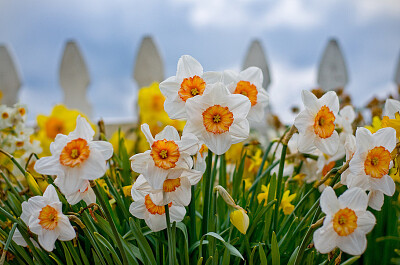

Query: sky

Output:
[0, 0, 399, 124]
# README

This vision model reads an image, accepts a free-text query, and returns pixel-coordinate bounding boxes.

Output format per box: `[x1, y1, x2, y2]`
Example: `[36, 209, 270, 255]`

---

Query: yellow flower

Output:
[248, 149, 264, 172]
[34, 104, 95, 156]
[122, 185, 132, 197]
[292, 173, 306, 184]
[365, 116, 382, 134]
[257, 184, 270, 206]
[389, 160, 400, 183]
[243, 178, 253, 191]
[230, 208, 249, 234]
[281, 190, 296, 215]
[382, 113, 400, 138]
[109, 130, 135, 156]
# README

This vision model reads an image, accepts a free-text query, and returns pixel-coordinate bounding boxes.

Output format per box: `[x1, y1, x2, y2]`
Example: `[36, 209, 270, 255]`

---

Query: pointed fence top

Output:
[0, 45, 21, 105]
[317, 38, 348, 91]
[242, 39, 271, 90]
[59, 40, 92, 117]
[133, 36, 164, 89]
[394, 52, 400, 87]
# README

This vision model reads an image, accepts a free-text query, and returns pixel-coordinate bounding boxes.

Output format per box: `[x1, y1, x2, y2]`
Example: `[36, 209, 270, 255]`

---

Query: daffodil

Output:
[159, 55, 221, 120]
[336, 105, 355, 135]
[58, 180, 96, 206]
[230, 208, 249, 234]
[130, 124, 199, 190]
[34, 116, 113, 197]
[35, 104, 95, 156]
[281, 190, 296, 215]
[344, 127, 396, 210]
[381, 113, 400, 138]
[0, 105, 13, 129]
[294, 90, 340, 155]
[314, 187, 376, 256]
[109, 130, 135, 155]
[183, 82, 251, 155]
[365, 116, 382, 134]
[257, 184, 270, 205]
[223, 67, 269, 122]
[383, 98, 400, 118]
[16, 185, 75, 251]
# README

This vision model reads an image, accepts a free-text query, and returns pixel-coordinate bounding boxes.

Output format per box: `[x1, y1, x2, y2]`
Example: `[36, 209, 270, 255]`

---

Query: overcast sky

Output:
[1, 0, 399, 123]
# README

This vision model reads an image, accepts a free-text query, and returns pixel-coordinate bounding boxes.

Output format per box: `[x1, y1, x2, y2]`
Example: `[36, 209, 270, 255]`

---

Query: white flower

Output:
[159, 55, 222, 120]
[0, 105, 13, 129]
[12, 228, 40, 249]
[12, 103, 27, 122]
[129, 186, 186, 232]
[336, 105, 355, 135]
[344, 127, 396, 210]
[223, 67, 269, 122]
[294, 90, 340, 156]
[340, 133, 357, 186]
[130, 124, 199, 190]
[57, 180, 96, 206]
[314, 187, 376, 256]
[34, 116, 113, 195]
[384, 98, 400, 118]
[18, 185, 76, 251]
[183, 82, 251, 155]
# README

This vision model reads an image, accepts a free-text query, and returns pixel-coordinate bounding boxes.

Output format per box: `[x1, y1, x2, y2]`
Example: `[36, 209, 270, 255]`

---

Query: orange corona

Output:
[364, 146, 391, 179]
[179, 75, 206, 102]
[45, 117, 65, 139]
[163, 178, 181, 192]
[145, 194, 172, 215]
[202, 105, 234, 134]
[60, 138, 90, 167]
[313, 105, 335, 139]
[2, 112, 9, 119]
[332, 208, 358, 236]
[234, 81, 258, 106]
[38, 205, 59, 230]
[150, 140, 180, 169]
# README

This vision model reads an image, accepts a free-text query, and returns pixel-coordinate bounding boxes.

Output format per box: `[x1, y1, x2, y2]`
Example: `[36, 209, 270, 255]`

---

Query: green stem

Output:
[202, 150, 213, 237]
[165, 205, 175, 265]
[189, 185, 197, 246]
[90, 180, 128, 265]
[273, 144, 287, 232]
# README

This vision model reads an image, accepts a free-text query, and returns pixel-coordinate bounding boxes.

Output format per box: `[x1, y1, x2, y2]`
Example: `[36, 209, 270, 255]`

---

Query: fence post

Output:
[59, 40, 92, 118]
[317, 38, 348, 91]
[0, 45, 21, 106]
[133, 36, 164, 89]
[242, 39, 271, 91]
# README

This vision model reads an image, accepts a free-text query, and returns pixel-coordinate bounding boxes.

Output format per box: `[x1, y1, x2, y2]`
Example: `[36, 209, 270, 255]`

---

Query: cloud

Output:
[352, 0, 400, 23]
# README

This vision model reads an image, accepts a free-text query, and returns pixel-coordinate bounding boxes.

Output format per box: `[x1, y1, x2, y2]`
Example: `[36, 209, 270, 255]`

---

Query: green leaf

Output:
[200, 232, 244, 260]
[129, 218, 157, 265]
[271, 232, 280, 265]
[259, 243, 267, 265]
[341, 256, 361, 265]
[94, 232, 123, 265]
[61, 241, 74, 265]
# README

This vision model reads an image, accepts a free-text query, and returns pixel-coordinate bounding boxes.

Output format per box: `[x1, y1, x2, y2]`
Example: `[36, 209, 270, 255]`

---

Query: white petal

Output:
[38, 229, 58, 252]
[169, 205, 186, 223]
[176, 55, 203, 80]
[297, 128, 317, 154]
[301, 90, 320, 114]
[146, 214, 167, 232]
[34, 156, 64, 176]
[294, 110, 313, 134]
[12, 229, 28, 247]
[337, 230, 367, 256]
[203, 71, 223, 85]
[132, 175, 153, 200]
[247, 101, 265, 123]
[164, 98, 187, 120]
[240, 67, 263, 85]
[141, 124, 154, 146]
[368, 190, 384, 211]
[230, 120, 250, 144]
[355, 127, 374, 154]
[179, 133, 199, 155]
[129, 200, 147, 219]
[130, 151, 151, 174]
[56, 168, 87, 195]
[384, 98, 400, 118]
[346, 172, 370, 190]
[339, 105, 355, 124]
[175, 152, 193, 170]
[83, 188, 96, 205]
[80, 149, 107, 180]
[43, 185, 60, 203]
[159, 76, 179, 100]
[182, 169, 203, 185]
[319, 91, 339, 114]
[89, 141, 113, 160]
[57, 215, 76, 241]
[357, 211, 376, 233]
[50, 134, 68, 154]
[155, 126, 180, 142]
[225, 94, 251, 121]
[338, 187, 368, 211]
[68, 116, 94, 141]
[145, 165, 169, 190]
[314, 131, 339, 156]
[169, 178, 191, 206]
[341, 168, 350, 185]
[373, 127, 396, 152]
[313, 226, 338, 254]
[202, 131, 232, 155]
[320, 187, 340, 215]
[370, 175, 395, 196]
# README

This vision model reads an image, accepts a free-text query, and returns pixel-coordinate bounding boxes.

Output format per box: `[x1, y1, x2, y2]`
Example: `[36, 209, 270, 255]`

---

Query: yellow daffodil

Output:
[257, 184, 270, 206]
[109, 130, 135, 155]
[281, 190, 296, 215]
[122, 185, 132, 197]
[230, 208, 249, 234]
[382, 113, 400, 138]
[365, 116, 383, 134]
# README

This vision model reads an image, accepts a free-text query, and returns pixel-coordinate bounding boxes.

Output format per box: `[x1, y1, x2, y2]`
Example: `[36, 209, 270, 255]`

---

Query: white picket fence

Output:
[0, 36, 398, 136]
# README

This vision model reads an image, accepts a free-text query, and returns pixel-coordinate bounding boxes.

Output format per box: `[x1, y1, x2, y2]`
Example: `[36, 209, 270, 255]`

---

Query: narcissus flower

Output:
[183, 82, 251, 155]
[344, 127, 396, 210]
[223, 67, 269, 122]
[294, 90, 340, 155]
[58, 180, 96, 206]
[159, 55, 222, 120]
[230, 208, 249, 234]
[17, 185, 76, 251]
[34, 116, 113, 196]
[314, 187, 376, 256]
[337, 105, 355, 135]
[130, 124, 199, 190]
[384, 98, 400, 118]
[129, 187, 186, 232]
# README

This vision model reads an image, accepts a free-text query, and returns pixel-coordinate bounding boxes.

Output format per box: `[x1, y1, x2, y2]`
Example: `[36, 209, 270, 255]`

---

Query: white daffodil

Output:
[0, 105, 13, 129]
[223, 67, 269, 122]
[384, 98, 400, 118]
[130, 124, 199, 190]
[132, 168, 202, 206]
[183, 82, 251, 155]
[314, 187, 376, 256]
[344, 127, 396, 211]
[159, 55, 222, 120]
[18, 185, 76, 252]
[57, 180, 96, 206]
[340, 133, 356, 186]
[336, 105, 355, 135]
[129, 187, 186, 232]
[34, 116, 113, 195]
[12, 103, 27, 122]
[294, 90, 340, 156]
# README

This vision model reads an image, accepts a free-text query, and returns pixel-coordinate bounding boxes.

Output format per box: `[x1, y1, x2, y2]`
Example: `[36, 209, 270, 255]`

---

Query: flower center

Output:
[151, 94, 165, 112]
[202, 105, 234, 134]
[2, 112, 9, 119]
[18, 107, 26, 116]
[364, 146, 391, 179]
[163, 178, 181, 192]
[16, 141, 24, 148]
[144, 194, 172, 215]
[150, 139, 180, 169]
[45, 117, 65, 139]
[60, 138, 91, 167]
[179, 75, 206, 102]
[313, 105, 335, 139]
[38, 205, 59, 230]
[234, 81, 258, 106]
[333, 207, 358, 236]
